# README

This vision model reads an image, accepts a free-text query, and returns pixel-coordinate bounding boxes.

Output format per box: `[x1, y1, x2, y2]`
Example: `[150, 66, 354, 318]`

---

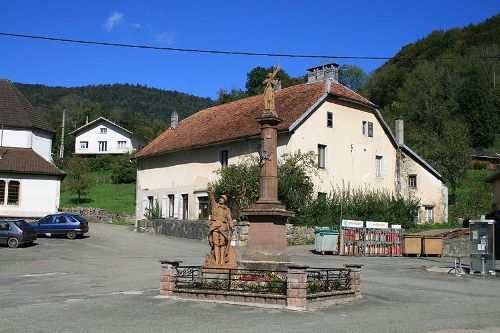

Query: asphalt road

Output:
[1, 223, 499, 333]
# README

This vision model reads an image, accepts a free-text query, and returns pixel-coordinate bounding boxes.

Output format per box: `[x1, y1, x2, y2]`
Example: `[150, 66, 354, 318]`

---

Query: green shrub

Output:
[144, 200, 162, 220]
[213, 151, 316, 220]
[293, 186, 420, 229]
[86, 155, 115, 171]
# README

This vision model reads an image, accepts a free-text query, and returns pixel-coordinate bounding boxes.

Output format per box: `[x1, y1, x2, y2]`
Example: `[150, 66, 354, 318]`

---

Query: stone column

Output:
[160, 260, 182, 296]
[344, 264, 362, 296]
[286, 265, 309, 309]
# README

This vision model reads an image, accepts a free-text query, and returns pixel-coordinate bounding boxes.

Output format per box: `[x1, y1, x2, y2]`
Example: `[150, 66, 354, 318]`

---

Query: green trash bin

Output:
[314, 229, 339, 254]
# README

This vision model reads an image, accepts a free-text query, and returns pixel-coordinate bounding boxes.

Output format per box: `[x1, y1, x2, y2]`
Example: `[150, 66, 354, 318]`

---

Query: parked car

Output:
[32, 213, 89, 239]
[0, 219, 38, 248]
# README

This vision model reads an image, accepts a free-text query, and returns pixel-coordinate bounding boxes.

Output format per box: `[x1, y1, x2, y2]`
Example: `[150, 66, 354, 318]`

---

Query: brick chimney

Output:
[395, 118, 404, 147]
[170, 111, 179, 129]
[307, 63, 339, 83]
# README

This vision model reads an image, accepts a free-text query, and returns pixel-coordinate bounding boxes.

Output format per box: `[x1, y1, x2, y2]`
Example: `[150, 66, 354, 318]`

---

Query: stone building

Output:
[135, 64, 448, 224]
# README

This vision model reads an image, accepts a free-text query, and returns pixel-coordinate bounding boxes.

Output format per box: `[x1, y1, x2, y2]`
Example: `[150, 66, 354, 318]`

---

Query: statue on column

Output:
[204, 182, 237, 269]
[263, 64, 280, 115]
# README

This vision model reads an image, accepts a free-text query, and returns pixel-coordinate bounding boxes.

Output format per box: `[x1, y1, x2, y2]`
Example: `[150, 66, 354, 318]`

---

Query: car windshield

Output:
[13, 220, 32, 228]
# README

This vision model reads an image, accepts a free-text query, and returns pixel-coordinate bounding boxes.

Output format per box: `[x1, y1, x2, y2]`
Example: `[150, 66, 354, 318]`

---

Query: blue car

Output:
[32, 213, 89, 239]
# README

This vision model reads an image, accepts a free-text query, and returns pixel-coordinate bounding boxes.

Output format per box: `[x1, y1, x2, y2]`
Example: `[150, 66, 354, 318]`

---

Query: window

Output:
[117, 141, 127, 149]
[55, 216, 66, 224]
[408, 175, 417, 188]
[375, 155, 384, 178]
[80, 141, 89, 149]
[327, 112, 333, 128]
[7, 181, 20, 205]
[147, 196, 154, 209]
[219, 149, 228, 168]
[425, 206, 434, 222]
[198, 196, 209, 219]
[0, 180, 5, 205]
[98, 141, 107, 152]
[100, 128, 107, 134]
[182, 194, 189, 220]
[168, 194, 174, 218]
[362, 121, 374, 137]
[318, 144, 326, 169]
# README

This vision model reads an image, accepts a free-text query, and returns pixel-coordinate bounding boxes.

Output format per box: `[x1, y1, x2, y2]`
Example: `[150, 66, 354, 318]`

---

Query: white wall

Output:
[74, 120, 141, 155]
[0, 128, 53, 162]
[32, 130, 53, 161]
[0, 128, 32, 148]
[0, 174, 61, 218]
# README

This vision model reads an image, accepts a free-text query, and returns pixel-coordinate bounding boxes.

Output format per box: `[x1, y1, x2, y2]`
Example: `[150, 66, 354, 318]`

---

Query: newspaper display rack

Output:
[340, 220, 403, 257]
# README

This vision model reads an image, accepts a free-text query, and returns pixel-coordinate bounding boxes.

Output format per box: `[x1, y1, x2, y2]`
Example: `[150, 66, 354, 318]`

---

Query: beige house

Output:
[135, 64, 448, 224]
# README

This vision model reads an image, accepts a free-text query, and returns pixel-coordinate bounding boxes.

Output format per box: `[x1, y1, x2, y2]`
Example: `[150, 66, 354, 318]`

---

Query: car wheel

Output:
[8, 238, 19, 248]
[66, 230, 77, 239]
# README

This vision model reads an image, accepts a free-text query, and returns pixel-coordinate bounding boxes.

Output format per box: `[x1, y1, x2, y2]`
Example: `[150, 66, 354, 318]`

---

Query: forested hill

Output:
[362, 14, 499, 201]
[15, 82, 215, 144]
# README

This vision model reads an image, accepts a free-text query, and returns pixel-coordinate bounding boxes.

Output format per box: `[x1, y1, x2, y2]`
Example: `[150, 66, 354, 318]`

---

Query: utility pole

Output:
[59, 108, 67, 160]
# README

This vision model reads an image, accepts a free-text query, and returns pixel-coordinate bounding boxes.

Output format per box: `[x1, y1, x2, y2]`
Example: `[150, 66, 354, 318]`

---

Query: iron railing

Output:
[306, 268, 351, 294]
[175, 266, 288, 295]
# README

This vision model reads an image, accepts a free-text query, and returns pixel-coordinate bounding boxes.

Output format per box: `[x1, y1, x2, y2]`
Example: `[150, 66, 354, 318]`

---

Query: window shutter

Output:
[161, 194, 167, 218]
[173, 194, 180, 219]
[368, 122, 374, 137]
[142, 197, 148, 219]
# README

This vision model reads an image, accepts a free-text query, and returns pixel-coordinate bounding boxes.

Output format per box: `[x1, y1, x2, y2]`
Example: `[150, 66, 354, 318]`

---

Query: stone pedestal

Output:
[345, 264, 362, 296]
[286, 264, 308, 309]
[241, 205, 295, 263]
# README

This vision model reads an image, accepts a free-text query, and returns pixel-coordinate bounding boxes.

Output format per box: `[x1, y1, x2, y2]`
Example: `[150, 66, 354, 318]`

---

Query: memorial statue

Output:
[263, 64, 280, 115]
[204, 182, 237, 269]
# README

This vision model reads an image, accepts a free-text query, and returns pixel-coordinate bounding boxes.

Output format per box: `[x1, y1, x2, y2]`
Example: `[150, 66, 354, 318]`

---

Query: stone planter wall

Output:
[159, 261, 361, 310]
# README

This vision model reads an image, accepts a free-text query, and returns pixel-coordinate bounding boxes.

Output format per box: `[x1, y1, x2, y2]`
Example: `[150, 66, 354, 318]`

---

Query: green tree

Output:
[111, 154, 137, 184]
[64, 156, 93, 204]
[245, 66, 305, 96]
[338, 65, 368, 92]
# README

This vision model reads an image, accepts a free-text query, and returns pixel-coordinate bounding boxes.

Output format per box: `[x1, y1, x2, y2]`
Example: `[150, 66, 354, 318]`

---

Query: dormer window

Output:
[100, 128, 107, 134]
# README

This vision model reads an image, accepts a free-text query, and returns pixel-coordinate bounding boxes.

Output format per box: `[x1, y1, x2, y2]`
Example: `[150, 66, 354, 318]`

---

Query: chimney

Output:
[395, 118, 404, 147]
[170, 111, 179, 129]
[307, 63, 339, 83]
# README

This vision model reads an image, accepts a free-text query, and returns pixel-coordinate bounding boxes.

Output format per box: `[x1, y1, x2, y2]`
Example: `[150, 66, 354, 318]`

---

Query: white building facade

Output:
[72, 117, 146, 155]
[135, 64, 448, 224]
[0, 80, 65, 218]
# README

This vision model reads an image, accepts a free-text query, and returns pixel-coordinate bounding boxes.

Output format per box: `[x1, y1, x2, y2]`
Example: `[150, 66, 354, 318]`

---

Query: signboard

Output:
[391, 224, 402, 229]
[341, 219, 363, 228]
[366, 221, 389, 229]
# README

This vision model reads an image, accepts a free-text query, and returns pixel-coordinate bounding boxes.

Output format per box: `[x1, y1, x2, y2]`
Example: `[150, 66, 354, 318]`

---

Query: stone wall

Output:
[137, 219, 209, 241]
[139, 218, 318, 246]
[442, 234, 470, 257]
[62, 207, 135, 224]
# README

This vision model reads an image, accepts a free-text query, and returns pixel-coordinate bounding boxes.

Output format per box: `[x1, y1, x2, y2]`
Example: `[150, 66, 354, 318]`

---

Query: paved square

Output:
[1, 223, 499, 333]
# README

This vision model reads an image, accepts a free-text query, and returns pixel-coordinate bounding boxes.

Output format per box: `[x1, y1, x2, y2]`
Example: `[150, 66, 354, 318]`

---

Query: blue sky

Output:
[0, 1, 499, 99]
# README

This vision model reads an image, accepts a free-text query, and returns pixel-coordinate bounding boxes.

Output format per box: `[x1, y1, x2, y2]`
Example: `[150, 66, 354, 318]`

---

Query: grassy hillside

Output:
[60, 170, 135, 214]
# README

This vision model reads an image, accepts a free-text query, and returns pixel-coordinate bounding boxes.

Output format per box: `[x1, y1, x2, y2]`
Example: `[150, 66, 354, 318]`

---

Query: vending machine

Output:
[469, 219, 496, 274]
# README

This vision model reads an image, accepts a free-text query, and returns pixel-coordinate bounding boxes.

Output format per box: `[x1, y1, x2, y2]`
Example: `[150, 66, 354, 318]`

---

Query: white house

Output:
[0, 79, 65, 218]
[71, 117, 146, 155]
[135, 64, 448, 224]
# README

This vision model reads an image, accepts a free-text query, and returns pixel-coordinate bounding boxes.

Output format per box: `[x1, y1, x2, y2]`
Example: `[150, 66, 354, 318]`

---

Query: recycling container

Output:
[314, 229, 339, 254]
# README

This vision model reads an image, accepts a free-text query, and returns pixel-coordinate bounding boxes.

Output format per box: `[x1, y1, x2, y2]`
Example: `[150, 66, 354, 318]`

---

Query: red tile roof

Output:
[136, 80, 376, 159]
[0, 147, 65, 178]
[0, 80, 54, 133]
